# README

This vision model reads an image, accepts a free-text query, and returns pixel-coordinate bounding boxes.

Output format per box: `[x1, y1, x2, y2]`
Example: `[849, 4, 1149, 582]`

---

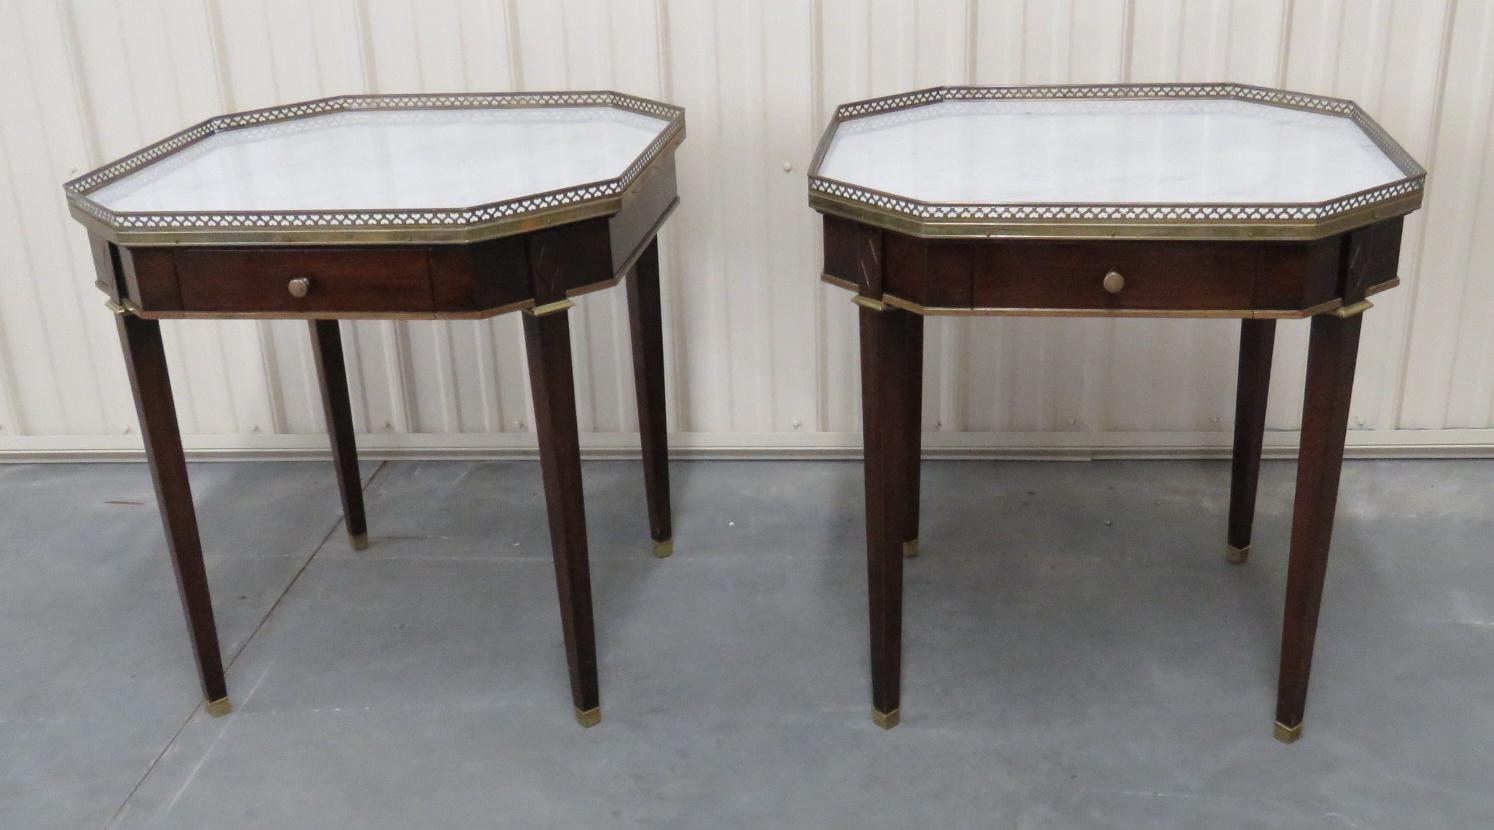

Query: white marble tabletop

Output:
[89, 106, 673, 214]
[817, 98, 1406, 206]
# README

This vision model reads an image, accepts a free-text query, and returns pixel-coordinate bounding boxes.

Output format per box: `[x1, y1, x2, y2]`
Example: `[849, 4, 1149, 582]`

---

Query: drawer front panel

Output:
[176, 248, 433, 314]
[973, 241, 1257, 311]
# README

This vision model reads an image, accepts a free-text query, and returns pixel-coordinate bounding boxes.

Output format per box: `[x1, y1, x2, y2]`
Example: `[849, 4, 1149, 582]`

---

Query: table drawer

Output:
[176, 248, 433, 314]
[973, 241, 1256, 311]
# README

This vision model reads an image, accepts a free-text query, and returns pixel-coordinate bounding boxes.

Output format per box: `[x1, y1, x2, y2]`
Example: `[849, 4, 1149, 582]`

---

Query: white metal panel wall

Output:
[0, 0, 1491, 456]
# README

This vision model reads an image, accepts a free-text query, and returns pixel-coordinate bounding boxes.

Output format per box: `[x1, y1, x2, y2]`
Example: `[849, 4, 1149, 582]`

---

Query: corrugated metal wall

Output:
[1, 0, 1491, 458]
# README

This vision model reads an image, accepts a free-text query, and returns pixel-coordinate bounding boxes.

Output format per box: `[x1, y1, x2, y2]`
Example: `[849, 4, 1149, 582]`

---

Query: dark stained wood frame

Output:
[1227, 319, 1276, 564]
[309, 319, 367, 550]
[113, 310, 227, 710]
[626, 240, 673, 554]
[833, 214, 1404, 743]
[85, 167, 679, 727]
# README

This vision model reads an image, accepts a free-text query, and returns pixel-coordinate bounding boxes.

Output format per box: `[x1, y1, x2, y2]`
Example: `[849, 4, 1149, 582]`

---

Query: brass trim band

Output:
[1332, 300, 1374, 319]
[130, 268, 624, 322]
[528, 299, 577, 318]
[822, 274, 1399, 320]
[121, 219, 681, 322]
[809, 189, 1423, 243]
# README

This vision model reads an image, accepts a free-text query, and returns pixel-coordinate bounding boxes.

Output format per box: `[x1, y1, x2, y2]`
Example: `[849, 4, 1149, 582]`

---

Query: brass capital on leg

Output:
[872, 708, 900, 729]
[205, 696, 232, 717]
[527, 299, 576, 318]
[652, 538, 673, 558]
[902, 538, 919, 558]
[1226, 544, 1250, 564]
[350, 532, 369, 551]
[574, 706, 601, 728]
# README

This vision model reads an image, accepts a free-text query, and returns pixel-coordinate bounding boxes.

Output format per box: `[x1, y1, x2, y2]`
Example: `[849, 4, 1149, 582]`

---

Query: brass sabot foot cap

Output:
[205, 696, 232, 717]
[1273, 721, 1302, 744]
[902, 539, 920, 558]
[574, 706, 601, 728]
[350, 533, 369, 551]
[1226, 544, 1250, 565]
[872, 708, 900, 730]
[653, 539, 673, 558]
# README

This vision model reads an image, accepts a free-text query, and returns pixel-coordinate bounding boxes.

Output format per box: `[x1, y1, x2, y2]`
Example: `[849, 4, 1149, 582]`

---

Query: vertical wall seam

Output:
[1329, 0, 1346, 89]
[1432, 0, 1491, 426]
[250, 0, 291, 434]
[474, 321, 501, 432]
[23, 2, 108, 433]
[0, 322, 22, 436]
[1173, 0, 1186, 78]
[477, 0, 507, 431]
[346, 323, 371, 432]
[503, 0, 525, 90]
[353, 0, 380, 92]
[8, 0, 1491, 446]
[56, 0, 101, 164]
[0, 112, 24, 432]
[408, 0, 459, 434]
[436, 325, 459, 432]
[754, 0, 778, 430]
[810, 0, 828, 432]
[965, 0, 979, 85]
[353, 0, 413, 432]
[1276, 0, 1295, 87]
[605, 0, 633, 433]
[706, 0, 736, 429]
[167, 5, 240, 435]
[652, 0, 687, 430]
[503, 0, 535, 431]
[1387, 0, 1460, 429]
[0, 140, 48, 435]
[454, 0, 471, 89]
[408, 0, 429, 89]
[51, 0, 113, 429]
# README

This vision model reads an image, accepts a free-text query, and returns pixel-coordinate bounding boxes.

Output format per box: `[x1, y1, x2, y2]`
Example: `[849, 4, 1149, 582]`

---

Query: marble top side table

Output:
[808, 83, 1425, 742]
[64, 92, 686, 727]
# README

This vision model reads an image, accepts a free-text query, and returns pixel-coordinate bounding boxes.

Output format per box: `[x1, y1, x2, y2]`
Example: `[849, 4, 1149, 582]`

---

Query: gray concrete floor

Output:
[1, 458, 1491, 829]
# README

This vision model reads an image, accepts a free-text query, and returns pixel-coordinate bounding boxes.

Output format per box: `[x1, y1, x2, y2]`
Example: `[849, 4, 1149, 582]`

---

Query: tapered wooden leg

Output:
[625, 239, 672, 558]
[1274, 311, 1363, 743]
[1227, 319, 1275, 564]
[309, 320, 367, 550]
[115, 313, 230, 715]
[901, 319, 924, 558]
[859, 301, 922, 728]
[523, 304, 601, 727]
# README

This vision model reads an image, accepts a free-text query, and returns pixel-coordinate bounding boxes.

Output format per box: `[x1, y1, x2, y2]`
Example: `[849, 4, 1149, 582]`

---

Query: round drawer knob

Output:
[1102, 270, 1125, 294]
[287, 277, 312, 298]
